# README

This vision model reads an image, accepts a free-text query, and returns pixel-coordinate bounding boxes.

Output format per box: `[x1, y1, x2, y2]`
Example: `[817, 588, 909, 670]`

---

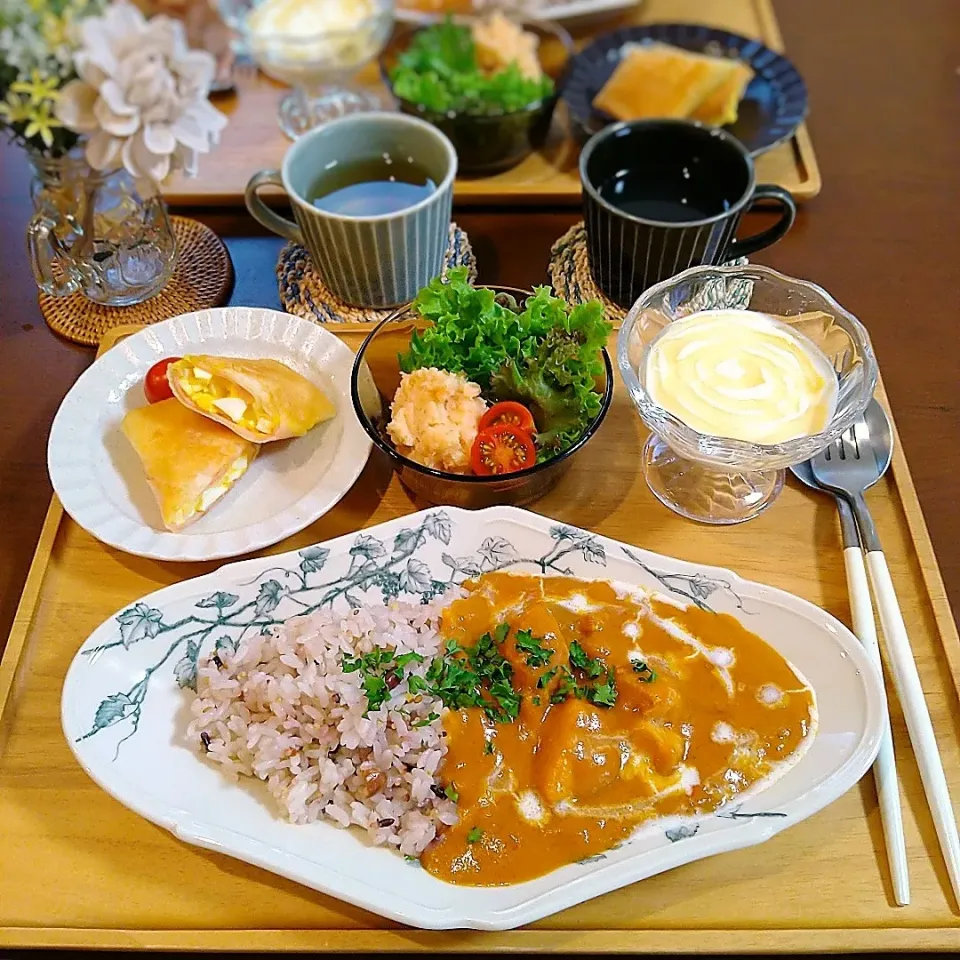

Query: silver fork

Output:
[811, 404, 960, 908]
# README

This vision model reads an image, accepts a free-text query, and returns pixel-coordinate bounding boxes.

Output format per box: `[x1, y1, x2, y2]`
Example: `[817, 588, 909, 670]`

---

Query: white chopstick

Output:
[866, 551, 960, 908]
[842, 545, 910, 905]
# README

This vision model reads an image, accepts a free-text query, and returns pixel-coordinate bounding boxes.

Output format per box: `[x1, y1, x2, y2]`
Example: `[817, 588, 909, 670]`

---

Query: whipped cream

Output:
[644, 309, 838, 445]
[247, 0, 380, 73]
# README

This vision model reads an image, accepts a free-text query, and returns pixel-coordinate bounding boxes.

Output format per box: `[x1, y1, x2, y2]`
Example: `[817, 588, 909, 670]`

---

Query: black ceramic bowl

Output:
[380, 20, 573, 176]
[350, 286, 613, 508]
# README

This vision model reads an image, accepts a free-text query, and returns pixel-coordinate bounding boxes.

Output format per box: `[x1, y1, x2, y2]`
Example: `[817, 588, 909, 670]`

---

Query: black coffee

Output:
[598, 167, 730, 223]
[307, 155, 436, 217]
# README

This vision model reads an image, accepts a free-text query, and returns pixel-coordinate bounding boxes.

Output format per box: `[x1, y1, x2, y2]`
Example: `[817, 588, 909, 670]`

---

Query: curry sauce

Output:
[420, 573, 816, 886]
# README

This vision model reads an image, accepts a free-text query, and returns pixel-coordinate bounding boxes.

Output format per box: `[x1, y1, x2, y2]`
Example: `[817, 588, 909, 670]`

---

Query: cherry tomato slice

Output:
[471, 423, 537, 476]
[144, 357, 181, 404]
[478, 400, 536, 436]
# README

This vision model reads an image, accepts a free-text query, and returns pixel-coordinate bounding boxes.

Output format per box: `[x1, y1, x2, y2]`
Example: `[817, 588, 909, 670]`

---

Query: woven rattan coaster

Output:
[39, 216, 233, 347]
[549, 222, 628, 322]
[549, 222, 749, 321]
[277, 221, 477, 323]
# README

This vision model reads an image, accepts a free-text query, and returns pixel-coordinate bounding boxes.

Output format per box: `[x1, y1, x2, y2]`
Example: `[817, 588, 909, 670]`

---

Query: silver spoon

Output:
[791, 420, 908, 905]
[810, 399, 960, 908]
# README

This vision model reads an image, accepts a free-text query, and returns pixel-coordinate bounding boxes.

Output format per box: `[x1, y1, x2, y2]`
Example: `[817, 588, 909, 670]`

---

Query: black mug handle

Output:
[727, 184, 797, 259]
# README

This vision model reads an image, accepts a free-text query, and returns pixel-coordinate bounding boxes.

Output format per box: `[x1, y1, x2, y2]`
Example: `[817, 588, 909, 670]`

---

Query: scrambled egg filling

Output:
[171, 455, 249, 527]
[176, 366, 276, 436]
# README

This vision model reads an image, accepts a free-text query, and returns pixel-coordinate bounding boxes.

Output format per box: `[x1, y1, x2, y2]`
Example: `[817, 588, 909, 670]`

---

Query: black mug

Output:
[580, 119, 797, 308]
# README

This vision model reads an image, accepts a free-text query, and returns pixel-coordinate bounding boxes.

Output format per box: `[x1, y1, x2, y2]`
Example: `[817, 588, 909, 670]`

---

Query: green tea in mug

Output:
[307, 154, 437, 217]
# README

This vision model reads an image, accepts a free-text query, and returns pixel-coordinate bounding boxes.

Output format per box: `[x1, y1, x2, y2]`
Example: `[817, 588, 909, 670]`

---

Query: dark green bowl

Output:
[379, 19, 573, 177]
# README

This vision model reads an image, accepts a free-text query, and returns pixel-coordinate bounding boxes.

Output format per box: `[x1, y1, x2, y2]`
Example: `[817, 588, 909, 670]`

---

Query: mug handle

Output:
[244, 169, 303, 243]
[727, 184, 797, 259]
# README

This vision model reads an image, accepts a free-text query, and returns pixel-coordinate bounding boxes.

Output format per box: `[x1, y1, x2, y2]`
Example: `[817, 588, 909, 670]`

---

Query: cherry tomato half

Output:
[471, 423, 537, 476]
[143, 357, 181, 404]
[478, 400, 536, 436]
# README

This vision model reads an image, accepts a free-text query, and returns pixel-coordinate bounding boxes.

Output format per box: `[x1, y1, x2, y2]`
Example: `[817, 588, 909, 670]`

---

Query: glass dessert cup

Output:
[229, 0, 394, 138]
[617, 264, 879, 525]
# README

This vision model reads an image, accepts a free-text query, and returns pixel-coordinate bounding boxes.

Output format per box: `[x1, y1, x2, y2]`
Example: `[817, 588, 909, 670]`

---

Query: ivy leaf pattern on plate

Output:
[173, 638, 202, 692]
[195, 592, 239, 611]
[116, 603, 163, 648]
[299, 547, 330, 575]
[254, 580, 286, 617]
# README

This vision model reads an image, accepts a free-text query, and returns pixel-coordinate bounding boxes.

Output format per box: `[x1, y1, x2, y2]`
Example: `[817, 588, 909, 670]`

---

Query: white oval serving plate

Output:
[61, 506, 885, 929]
[48, 307, 371, 562]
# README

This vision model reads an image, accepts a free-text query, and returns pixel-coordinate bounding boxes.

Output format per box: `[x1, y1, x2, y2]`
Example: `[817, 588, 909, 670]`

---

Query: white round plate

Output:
[48, 307, 372, 562]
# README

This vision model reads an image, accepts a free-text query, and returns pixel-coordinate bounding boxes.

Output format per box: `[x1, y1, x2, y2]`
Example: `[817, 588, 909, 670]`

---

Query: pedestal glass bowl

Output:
[617, 264, 879, 524]
[222, 0, 394, 138]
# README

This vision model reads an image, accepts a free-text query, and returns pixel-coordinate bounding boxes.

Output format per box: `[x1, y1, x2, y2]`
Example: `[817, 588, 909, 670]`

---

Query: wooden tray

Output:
[1, 324, 957, 952]
[164, 0, 821, 207]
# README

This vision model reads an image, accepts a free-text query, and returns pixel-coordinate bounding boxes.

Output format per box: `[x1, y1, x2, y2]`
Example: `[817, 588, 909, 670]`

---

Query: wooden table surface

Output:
[1, 0, 958, 670]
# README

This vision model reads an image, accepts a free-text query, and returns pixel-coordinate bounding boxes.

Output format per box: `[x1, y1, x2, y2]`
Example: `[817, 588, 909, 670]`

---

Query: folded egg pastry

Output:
[121, 399, 258, 532]
[167, 355, 336, 443]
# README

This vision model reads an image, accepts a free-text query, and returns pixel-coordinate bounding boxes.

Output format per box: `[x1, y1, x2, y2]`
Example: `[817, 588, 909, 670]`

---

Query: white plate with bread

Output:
[48, 308, 371, 562]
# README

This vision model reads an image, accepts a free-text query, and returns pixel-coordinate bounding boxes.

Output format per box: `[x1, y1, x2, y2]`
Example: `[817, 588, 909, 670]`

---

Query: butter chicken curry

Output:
[420, 573, 816, 885]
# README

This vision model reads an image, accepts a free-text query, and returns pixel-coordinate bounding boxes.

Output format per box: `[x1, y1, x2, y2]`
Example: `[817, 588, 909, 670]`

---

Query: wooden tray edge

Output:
[163, 0, 821, 207]
[2, 330, 957, 952]
[2, 925, 959, 952]
[0, 324, 134, 747]
[0, 495, 63, 754]
[884, 401, 960, 704]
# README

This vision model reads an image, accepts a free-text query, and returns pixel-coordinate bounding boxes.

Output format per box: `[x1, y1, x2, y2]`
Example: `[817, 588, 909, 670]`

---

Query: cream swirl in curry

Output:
[644, 309, 838, 445]
[422, 573, 817, 886]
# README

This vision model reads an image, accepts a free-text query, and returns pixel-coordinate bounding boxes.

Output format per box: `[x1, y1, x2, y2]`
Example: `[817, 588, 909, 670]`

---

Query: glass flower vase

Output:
[26, 153, 177, 307]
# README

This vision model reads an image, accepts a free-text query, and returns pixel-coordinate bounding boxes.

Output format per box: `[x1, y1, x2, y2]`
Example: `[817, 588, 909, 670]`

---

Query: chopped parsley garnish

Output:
[537, 667, 558, 689]
[424, 631, 520, 723]
[514, 628, 554, 668]
[467, 826, 483, 844]
[631, 660, 657, 682]
[395, 651, 425, 668]
[569, 640, 605, 678]
[532, 695, 541, 706]
[444, 782, 459, 802]
[412, 711, 440, 728]
[362, 674, 389, 712]
[494, 622, 510, 644]
[550, 665, 580, 704]
[585, 667, 618, 708]
[484, 740, 495, 755]
[341, 646, 431, 715]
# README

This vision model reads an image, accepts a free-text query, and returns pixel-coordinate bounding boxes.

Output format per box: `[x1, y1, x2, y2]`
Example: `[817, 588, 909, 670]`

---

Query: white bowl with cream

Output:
[618, 265, 878, 525]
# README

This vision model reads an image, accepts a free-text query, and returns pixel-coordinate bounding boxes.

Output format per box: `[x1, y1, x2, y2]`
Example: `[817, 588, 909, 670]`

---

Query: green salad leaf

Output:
[390, 19, 554, 116]
[399, 268, 611, 459]
[491, 299, 609, 455]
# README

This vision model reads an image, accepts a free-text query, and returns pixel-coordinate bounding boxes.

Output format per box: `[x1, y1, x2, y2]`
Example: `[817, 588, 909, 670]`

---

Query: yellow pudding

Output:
[644, 309, 838, 445]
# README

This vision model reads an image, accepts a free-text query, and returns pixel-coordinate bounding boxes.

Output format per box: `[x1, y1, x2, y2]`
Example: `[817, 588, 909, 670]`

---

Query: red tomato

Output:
[471, 424, 537, 476]
[478, 400, 536, 436]
[143, 357, 181, 404]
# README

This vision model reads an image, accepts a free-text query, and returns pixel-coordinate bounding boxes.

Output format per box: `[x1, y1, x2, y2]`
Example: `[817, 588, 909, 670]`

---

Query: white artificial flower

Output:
[55, 0, 226, 188]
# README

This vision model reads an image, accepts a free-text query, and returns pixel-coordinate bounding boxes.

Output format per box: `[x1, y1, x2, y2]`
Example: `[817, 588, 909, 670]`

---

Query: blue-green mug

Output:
[245, 113, 457, 309]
